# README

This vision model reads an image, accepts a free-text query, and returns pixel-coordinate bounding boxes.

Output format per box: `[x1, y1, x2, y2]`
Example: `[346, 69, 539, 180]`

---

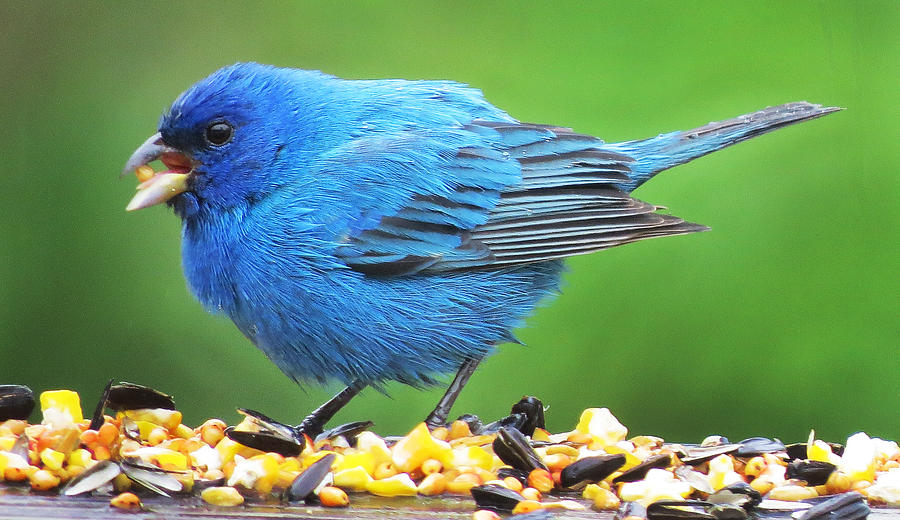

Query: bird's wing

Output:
[326, 123, 706, 276]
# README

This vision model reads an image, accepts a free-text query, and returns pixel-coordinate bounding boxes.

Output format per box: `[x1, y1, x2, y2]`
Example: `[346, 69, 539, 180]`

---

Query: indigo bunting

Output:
[123, 63, 838, 433]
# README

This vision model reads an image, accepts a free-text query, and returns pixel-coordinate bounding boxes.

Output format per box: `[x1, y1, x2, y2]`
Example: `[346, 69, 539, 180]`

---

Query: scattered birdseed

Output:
[0, 382, 897, 518]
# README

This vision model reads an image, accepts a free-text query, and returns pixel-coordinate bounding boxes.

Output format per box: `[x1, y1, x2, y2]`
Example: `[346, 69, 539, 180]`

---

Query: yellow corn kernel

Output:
[356, 431, 392, 466]
[540, 500, 586, 511]
[0, 451, 29, 474]
[215, 437, 244, 465]
[708, 454, 743, 490]
[335, 450, 376, 475]
[93, 445, 111, 461]
[618, 469, 692, 506]
[67, 464, 85, 479]
[567, 432, 593, 445]
[119, 438, 141, 455]
[840, 432, 878, 483]
[417, 472, 448, 496]
[881, 460, 900, 471]
[586, 485, 620, 510]
[154, 450, 189, 471]
[199, 419, 227, 447]
[450, 434, 495, 448]
[532, 428, 551, 442]
[280, 457, 301, 473]
[110, 491, 141, 510]
[391, 422, 451, 473]
[503, 476, 524, 493]
[527, 468, 554, 493]
[147, 427, 169, 446]
[373, 461, 397, 480]
[421, 458, 443, 475]
[135, 165, 155, 183]
[543, 453, 571, 472]
[302, 450, 339, 469]
[318, 485, 349, 507]
[97, 422, 119, 446]
[582, 482, 603, 500]
[29, 469, 61, 491]
[474, 468, 497, 483]
[448, 420, 472, 440]
[521, 486, 541, 501]
[40, 448, 65, 472]
[430, 427, 449, 441]
[204, 468, 225, 481]
[750, 477, 775, 495]
[825, 470, 852, 494]
[545, 444, 579, 457]
[173, 423, 194, 439]
[451, 446, 493, 471]
[575, 408, 627, 448]
[808, 440, 834, 462]
[366, 473, 418, 497]
[124, 409, 182, 432]
[512, 500, 544, 514]
[80, 430, 100, 450]
[768, 484, 818, 501]
[201, 486, 244, 506]
[744, 456, 766, 478]
[164, 437, 185, 453]
[133, 420, 157, 441]
[1, 420, 27, 435]
[0, 438, 14, 452]
[40, 390, 83, 425]
[227, 454, 278, 494]
[334, 466, 373, 492]
[446, 472, 481, 494]
[265, 452, 286, 467]
[602, 445, 642, 472]
[275, 469, 300, 490]
[5, 465, 33, 481]
[631, 435, 664, 448]
[851, 480, 872, 497]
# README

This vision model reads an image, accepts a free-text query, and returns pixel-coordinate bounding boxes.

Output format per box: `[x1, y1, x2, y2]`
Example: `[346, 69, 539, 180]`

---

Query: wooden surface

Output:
[1, 490, 900, 520]
[0, 490, 602, 520]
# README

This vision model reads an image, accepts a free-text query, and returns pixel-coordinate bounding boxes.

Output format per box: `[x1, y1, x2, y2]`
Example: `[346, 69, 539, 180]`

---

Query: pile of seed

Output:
[0, 383, 898, 519]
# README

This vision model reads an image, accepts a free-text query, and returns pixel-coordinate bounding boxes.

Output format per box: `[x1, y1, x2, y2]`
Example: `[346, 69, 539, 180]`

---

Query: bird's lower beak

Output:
[122, 132, 193, 211]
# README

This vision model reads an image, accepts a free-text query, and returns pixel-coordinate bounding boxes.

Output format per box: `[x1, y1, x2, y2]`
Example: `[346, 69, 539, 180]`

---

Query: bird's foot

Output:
[297, 415, 326, 439]
[424, 409, 448, 431]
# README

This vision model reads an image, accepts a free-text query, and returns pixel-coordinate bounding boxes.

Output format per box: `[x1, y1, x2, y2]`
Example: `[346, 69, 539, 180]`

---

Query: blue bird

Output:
[123, 63, 838, 434]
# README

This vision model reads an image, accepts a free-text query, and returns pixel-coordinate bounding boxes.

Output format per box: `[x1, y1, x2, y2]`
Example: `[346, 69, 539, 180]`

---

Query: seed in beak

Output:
[135, 165, 155, 183]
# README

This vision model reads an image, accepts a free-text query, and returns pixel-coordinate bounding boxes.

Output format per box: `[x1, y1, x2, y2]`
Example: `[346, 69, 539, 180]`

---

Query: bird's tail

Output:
[604, 102, 841, 191]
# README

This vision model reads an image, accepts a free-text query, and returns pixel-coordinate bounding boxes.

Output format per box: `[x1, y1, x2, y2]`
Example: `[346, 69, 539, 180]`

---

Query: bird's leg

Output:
[298, 381, 365, 437]
[425, 357, 482, 429]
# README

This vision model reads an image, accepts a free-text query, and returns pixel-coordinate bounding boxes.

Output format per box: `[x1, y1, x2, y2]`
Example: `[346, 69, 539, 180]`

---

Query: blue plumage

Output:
[124, 62, 838, 414]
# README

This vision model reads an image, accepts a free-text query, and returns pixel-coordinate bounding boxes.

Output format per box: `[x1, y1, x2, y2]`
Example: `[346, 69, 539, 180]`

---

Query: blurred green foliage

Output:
[1, 1, 897, 445]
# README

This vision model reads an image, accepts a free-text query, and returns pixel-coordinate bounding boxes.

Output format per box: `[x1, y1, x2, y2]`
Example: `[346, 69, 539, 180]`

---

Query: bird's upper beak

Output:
[122, 132, 194, 211]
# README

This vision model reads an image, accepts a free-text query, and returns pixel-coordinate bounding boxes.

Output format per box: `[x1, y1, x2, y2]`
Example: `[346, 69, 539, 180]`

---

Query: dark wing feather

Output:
[334, 123, 706, 276]
[429, 121, 707, 271]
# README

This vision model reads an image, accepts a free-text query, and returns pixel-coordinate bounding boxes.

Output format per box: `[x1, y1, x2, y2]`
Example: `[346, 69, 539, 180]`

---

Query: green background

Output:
[1, 1, 897, 445]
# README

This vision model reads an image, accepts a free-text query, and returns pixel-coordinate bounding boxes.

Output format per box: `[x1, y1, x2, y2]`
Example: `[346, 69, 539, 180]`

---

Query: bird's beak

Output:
[122, 132, 193, 211]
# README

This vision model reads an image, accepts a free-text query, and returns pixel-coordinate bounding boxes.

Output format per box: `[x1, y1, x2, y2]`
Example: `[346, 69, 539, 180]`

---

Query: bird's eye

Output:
[205, 121, 233, 146]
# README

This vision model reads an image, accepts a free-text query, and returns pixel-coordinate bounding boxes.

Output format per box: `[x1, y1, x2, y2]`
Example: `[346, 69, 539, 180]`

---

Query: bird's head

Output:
[122, 62, 325, 218]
